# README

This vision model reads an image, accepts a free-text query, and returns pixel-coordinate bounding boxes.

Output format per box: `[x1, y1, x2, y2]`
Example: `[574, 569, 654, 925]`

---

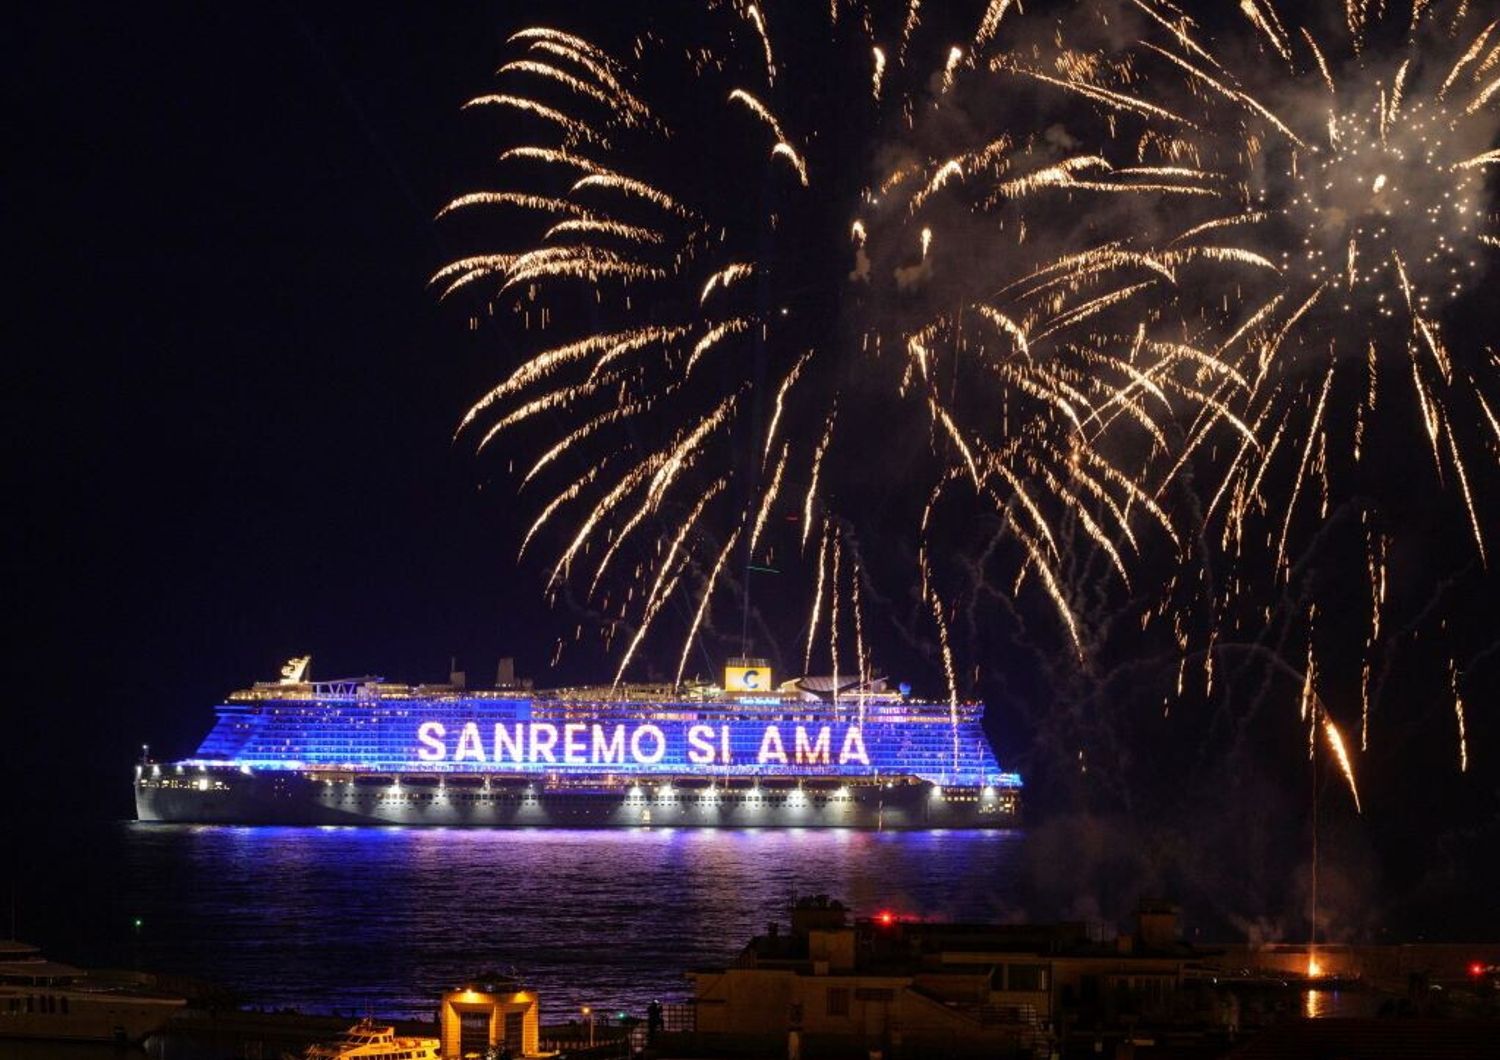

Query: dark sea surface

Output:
[15, 823, 1027, 1020]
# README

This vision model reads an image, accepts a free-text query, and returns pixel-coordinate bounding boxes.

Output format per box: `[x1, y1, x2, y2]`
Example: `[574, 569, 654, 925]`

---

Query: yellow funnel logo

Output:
[725, 665, 772, 692]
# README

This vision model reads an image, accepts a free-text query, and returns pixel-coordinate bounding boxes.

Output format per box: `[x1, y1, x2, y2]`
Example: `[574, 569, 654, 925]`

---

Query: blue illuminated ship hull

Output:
[134, 675, 1021, 828]
[133, 773, 1015, 828]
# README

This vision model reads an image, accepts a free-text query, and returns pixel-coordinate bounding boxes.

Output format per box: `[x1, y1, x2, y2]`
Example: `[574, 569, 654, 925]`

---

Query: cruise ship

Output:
[134, 657, 1021, 828]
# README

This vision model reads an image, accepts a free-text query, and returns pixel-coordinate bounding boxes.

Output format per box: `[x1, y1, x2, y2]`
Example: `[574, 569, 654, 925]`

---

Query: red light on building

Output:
[1470, 962, 1485, 977]
[877, 911, 895, 926]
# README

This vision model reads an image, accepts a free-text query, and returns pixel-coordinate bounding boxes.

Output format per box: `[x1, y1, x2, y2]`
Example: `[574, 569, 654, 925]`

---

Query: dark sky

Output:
[10, 4, 529, 815]
[8, 2, 1498, 936]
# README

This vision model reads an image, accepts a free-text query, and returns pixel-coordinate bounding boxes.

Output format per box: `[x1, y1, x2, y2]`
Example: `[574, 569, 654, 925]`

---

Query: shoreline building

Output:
[438, 978, 539, 1060]
[688, 897, 1205, 1058]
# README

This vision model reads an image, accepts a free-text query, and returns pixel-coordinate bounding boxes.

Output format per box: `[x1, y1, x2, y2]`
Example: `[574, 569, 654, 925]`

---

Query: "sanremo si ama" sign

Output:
[413, 720, 872, 768]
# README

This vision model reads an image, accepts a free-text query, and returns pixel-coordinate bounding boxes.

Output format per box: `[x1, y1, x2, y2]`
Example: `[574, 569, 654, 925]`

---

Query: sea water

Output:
[15, 823, 1026, 1018]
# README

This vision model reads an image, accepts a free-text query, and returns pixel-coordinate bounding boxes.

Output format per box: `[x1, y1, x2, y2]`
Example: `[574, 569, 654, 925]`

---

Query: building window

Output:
[1006, 963, 1048, 991]
[825, 987, 850, 1017]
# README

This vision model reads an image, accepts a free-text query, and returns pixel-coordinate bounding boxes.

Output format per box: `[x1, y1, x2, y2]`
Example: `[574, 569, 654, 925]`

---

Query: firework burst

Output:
[438, 1, 1192, 698]
[438, 0, 1496, 791]
[986, 0, 1498, 776]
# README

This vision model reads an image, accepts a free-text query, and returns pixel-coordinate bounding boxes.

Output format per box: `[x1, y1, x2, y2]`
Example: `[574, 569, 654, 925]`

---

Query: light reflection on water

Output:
[1301, 987, 1374, 1019]
[38, 824, 1027, 1019]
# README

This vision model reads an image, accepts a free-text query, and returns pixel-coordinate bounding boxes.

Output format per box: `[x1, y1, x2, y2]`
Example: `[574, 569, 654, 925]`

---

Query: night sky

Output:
[10, 4, 534, 818]
[9, 3, 1499, 937]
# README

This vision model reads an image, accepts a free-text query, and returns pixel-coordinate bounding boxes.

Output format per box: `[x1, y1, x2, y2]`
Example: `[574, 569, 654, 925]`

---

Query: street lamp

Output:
[581, 1006, 593, 1047]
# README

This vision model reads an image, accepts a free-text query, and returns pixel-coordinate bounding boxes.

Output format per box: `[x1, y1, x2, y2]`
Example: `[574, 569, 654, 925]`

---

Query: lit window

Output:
[1006, 964, 1048, 991]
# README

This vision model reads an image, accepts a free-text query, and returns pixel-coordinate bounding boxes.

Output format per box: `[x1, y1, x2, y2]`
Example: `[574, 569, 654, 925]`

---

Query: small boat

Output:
[303, 1019, 441, 1060]
[0, 940, 186, 1043]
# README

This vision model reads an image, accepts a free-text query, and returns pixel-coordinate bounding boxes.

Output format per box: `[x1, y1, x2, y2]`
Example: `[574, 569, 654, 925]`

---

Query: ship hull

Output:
[135, 772, 1018, 829]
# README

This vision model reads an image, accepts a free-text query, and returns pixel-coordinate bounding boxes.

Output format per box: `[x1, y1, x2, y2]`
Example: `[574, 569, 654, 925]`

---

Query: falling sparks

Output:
[941, 46, 964, 93]
[700, 262, 754, 305]
[1323, 716, 1362, 814]
[771, 141, 810, 185]
[974, 0, 1015, 50]
[1451, 662, 1470, 772]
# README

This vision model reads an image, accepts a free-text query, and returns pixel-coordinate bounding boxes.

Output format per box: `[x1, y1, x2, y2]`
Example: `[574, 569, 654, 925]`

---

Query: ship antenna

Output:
[739, 573, 752, 660]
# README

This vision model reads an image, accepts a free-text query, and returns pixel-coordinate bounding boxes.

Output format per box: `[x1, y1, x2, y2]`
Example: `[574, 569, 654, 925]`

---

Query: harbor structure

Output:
[438, 978, 540, 1059]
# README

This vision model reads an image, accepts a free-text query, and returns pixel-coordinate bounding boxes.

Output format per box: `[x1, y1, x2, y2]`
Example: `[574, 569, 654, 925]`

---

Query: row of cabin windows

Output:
[819, 964, 1052, 1019]
[6, 995, 70, 1014]
[824, 987, 895, 1016]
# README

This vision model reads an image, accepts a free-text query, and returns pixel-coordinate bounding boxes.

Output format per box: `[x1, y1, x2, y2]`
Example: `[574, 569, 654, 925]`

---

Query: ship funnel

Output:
[493, 657, 532, 691]
[725, 657, 772, 692]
